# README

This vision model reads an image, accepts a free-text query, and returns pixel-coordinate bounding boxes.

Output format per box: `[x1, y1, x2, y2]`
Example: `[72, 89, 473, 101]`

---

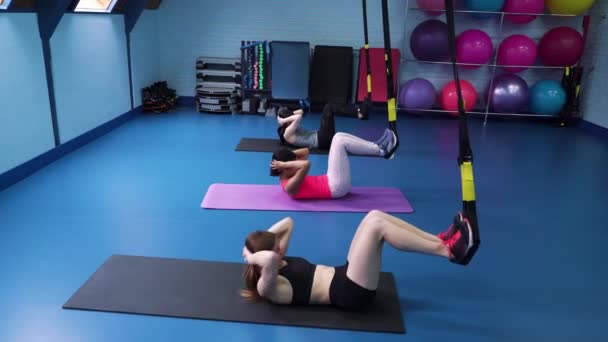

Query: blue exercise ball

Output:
[529, 80, 566, 115]
[464, 0, 505, 19]
[399, 78, 437, 111]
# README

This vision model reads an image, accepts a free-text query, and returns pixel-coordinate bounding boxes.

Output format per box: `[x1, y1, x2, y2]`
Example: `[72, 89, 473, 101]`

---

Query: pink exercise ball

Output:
[497, 34, 537, 73]
[538, 27, 584, 67]
[416, 0, 454, 16]
[456, 29, 494, 68]
[503, 0, 545, 24]
[440, 80, 478, 115]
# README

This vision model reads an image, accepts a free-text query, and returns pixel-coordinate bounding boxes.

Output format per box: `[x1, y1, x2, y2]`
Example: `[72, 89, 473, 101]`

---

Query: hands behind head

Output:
[242, 246, 252, 263]
[270, 160, 286, 171]
[242, 247, 280, 266]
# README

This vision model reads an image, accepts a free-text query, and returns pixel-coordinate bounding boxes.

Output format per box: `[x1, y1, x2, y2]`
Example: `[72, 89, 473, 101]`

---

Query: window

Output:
[74, 0, 118, 13]
[0, 0, 12, 10]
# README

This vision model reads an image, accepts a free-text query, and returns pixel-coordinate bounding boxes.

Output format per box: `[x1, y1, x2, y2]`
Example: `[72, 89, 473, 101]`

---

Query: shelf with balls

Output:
[398, 0, 596, 120]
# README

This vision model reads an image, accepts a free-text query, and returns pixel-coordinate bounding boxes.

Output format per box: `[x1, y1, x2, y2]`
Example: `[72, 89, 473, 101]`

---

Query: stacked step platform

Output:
[195, 57, 242, 114]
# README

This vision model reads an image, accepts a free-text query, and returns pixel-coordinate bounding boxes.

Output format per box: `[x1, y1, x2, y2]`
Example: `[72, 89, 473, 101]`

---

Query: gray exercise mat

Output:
[63, 255, 405, 334]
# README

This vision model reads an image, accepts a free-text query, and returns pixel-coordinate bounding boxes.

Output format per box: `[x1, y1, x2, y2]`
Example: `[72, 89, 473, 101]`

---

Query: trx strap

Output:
[362, 0, 399, 147]
[445, 0, 480, 265]
[559, 15, 589, 126]
[381, 0, 399, 141]
[362, 0, 372, 101]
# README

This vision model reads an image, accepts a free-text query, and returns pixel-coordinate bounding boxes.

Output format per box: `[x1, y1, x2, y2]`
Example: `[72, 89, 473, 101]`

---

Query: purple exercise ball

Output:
[486, 73, 529, 113]
[399, 78, 437, 111]
[410, 20, 450, 61]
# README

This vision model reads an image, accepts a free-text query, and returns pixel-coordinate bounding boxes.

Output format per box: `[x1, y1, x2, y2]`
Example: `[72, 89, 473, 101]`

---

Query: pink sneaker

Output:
[444, 218, 473, 263]
[437, 212, 465, 241]
[437, 224, 455, 241]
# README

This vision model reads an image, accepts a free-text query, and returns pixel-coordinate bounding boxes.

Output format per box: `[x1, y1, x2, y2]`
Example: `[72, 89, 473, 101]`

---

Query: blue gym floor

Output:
[1, 108, 607, 342]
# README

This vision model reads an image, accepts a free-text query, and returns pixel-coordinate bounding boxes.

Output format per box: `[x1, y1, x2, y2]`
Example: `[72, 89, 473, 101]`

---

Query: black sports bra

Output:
[278, 256, 317, 305]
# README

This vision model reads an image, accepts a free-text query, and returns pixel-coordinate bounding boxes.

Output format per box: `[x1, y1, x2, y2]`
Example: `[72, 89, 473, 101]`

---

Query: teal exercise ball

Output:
[528, 80, 566, 115]
[464, 0, 505, 19]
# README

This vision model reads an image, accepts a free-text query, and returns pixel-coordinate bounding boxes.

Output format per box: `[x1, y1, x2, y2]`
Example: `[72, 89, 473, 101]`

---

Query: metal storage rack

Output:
[400, 0, 596, 122]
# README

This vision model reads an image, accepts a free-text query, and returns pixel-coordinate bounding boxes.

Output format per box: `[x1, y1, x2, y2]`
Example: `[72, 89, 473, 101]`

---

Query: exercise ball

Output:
[416, 0, 454, 16]
[538, 27, 584, 67]
[529, 80, 566, 115]
[463, 0, 505, 19]
[440, 80, 478, 115]
[546, 0, 595, 15]
[503, 0, 545, 24]
[398, 78, 437, 111]
[410, 20, 450, 61]
[487, 74, 529, 113]
[497, 34, 537, 72]
[456, 29, 494, 68]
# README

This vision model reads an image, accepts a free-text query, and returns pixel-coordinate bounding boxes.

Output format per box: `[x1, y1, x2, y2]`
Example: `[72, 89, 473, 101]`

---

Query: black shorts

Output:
[329, 262, 377, 311]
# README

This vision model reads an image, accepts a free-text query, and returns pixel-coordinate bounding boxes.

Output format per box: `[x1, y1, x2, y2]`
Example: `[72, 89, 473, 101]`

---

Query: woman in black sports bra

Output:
[241, 210, 475, 311]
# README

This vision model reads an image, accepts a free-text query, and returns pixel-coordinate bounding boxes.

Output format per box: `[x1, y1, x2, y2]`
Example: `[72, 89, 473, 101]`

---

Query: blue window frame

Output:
[0, 0, 14, 11]
[74, 0, 118, 13]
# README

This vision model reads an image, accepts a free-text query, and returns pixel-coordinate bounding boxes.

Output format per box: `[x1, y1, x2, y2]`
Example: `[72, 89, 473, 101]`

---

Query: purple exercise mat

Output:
[201, 183, 413, 213]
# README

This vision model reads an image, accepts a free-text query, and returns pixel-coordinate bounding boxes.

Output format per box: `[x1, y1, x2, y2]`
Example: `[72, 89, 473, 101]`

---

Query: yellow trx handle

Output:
[387, 98, 397, 122]
[364, 44, 372, 93]
[460, 161, 476, 201]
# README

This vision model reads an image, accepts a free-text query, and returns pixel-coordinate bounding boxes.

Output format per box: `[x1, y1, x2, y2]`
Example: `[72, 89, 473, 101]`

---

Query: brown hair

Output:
[240, 230, 277, 300]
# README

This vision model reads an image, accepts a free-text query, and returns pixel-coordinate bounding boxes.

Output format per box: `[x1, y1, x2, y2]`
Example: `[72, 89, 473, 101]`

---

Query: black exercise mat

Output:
[236, 138, 328, 154]
[63, 255, 405, 334]
[309, 46, 353, 108]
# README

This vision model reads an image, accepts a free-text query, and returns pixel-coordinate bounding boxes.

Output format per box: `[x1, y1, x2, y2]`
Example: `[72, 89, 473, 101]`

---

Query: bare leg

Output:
[346, 210, 451, 290]
[346, 211, 441, 260]
[373, 211, 442, 243]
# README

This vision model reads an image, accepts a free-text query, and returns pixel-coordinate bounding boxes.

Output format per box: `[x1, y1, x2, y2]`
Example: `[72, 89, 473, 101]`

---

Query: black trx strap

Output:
[380, 0, 399, 157]
[445, 0, 480, 265]
[558, 15, 588, 127]
[361, 0, 399, 157]
[558, 66, 583, 126]
[362, 0, 372, 101]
